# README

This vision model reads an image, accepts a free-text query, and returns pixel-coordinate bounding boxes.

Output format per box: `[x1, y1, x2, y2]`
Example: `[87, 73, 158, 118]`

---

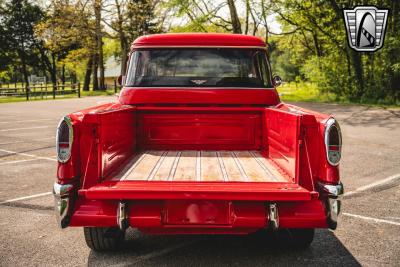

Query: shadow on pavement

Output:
[290, 102, 400, 130]
[87, 228, 360, 266]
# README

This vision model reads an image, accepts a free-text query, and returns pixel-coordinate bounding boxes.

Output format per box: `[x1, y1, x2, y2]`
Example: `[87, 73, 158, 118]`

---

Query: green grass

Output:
[0, 89, 116, 104]
[277, 82, 335, 103]
[1, 82, 398, 108]
[278, 82, 400, 108]
[81, 89, 116, 97]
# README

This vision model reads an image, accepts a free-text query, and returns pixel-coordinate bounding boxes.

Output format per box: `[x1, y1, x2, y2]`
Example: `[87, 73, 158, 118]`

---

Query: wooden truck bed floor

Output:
[113, 150, 288, 183]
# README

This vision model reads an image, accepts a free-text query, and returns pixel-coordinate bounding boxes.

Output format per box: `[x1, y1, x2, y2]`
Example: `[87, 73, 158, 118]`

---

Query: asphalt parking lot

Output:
[0, 96, 399, 266]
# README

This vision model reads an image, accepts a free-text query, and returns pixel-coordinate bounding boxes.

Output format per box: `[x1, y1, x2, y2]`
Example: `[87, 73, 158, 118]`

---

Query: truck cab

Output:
[54, 33, 343, 251]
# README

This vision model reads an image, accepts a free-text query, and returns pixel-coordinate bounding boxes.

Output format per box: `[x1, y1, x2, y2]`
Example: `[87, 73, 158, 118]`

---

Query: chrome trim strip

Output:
[168, 151, 182, 181]
[53, 183, 73, 197]
[131, 45, 267, 50]
[147, 151, 168, 181]
[53, 183, 73, 228]
[196, 151, 201, 182]
[117, 202, 129, 230]
[324, 118, 342, 166]
[122, 86, 276, 90]
[231, 151, 249, 182]
[318, 181, 344, 230]
[56, 116, 73, 163]
[268, 203, 279, 230]
[319, 182, 344, 198]
[216, 151, 229, 182]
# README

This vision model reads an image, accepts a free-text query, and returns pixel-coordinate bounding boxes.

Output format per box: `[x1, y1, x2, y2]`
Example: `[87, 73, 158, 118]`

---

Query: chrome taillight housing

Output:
[56, 116, 73, 163]
[324, 118, 342, 166]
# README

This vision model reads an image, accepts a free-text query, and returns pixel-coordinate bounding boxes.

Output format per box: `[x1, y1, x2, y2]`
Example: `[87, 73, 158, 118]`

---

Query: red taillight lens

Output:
[56, 116, 73, 163]
[325, 118, 342, 166]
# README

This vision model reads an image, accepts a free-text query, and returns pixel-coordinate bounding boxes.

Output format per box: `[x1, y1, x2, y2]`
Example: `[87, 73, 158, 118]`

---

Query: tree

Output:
[124, 0, 161, 42]
[271, 0, 399, 103]
[93, 0, 105, 90]
[227, 0, 241, 33]
[108, 0, 129, 74]
[36, 0, 99, 91]
[0, 0, 44, 87]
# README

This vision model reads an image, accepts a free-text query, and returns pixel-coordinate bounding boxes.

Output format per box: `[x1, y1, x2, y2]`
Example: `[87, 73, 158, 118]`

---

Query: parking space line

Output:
[0, 118, 54, 124]
[0, 158, 40, 165]
[112, 240, 199, 267]
[0, 126, 51, 132]
[35, 137, 55, 141]
[0, 137, 55, 146]
[0, 140, 25, 145]
[386, 217, 400, 221]
[344, 173, 400, 197]
[0, 148, 56, 161]
[343, 212, 400, 226]
[0, 192, 52, 205]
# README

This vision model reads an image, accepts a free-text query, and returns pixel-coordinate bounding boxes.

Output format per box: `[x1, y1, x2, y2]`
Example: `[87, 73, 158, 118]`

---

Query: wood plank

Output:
[173, 150, 197, 181]
[201, 151, 224, 182]
[119, 152, 148, 181]
[117, 150, 289, 183]
[218, 151, 245, 182]
[148, 151, 168, 180]
[234, 151, 272, 182]
[249, 151, 280, 182]
[152, 151, 179, 181]
[252, 151, 288, 182]
[125, 150, 164, 180]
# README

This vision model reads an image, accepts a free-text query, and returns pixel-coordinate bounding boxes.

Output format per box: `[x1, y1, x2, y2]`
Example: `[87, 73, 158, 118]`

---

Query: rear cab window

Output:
[125, 48, 273, 88]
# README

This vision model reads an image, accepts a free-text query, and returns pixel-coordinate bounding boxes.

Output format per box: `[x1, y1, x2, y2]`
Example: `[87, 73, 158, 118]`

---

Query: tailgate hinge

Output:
[117, 202, 129, 230]
[268, 203, 279, 230]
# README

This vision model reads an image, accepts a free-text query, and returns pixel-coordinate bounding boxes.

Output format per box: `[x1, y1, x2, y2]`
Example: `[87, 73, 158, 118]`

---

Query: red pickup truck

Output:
[54, 33, 343, 251]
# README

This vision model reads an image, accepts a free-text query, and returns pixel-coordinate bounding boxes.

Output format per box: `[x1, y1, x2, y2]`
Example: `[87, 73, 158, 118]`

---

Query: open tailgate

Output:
[81, 181, 317, 201]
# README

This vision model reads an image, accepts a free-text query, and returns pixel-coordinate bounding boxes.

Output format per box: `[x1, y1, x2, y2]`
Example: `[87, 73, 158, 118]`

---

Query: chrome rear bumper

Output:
[318, 182, 344, 230]
[53, 183, 74, 228]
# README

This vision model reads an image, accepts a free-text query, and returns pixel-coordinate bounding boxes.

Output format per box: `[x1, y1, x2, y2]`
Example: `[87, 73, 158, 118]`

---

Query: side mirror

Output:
[273, 75, 282, 87]
[117, 75, 125, 86]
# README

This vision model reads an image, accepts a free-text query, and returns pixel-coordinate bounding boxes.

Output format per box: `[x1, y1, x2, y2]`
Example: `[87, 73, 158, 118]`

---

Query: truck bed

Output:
[113, 150, 288, 183]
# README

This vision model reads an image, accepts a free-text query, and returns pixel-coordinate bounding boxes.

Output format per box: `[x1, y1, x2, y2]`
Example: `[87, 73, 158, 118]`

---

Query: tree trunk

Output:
[244, 0, 250, 35]
[227, 0, 242, 34]
[350, 50, 364, 100]
[50, 53, 57, 90]
[120, 41, 129, 75]
[71, 71, 77, 84]
[94, 0, 105, 90]
[61, 64, 65, 85]
[83, 57, 93, 91]
[115, 0, 129, 75]
[261, 0, 269, 43]
[92, 53, 99, 91]
[18, 49, 29, 88]
[390, 1, 399, 101]
[344, 48, 353, 96]
[36, 42, 55, 87]
[312, 31, 322, 57]
[392, 1, 399, 34]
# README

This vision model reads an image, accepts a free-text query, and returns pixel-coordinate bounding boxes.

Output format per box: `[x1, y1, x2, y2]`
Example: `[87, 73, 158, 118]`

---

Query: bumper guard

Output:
[53, 183, 74, 228]
[318, 182, 344, 230]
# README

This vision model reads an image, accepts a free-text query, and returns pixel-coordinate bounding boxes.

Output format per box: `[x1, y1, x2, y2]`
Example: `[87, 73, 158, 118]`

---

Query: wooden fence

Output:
[0, 83, 80, 100]
[0, 81, 121, 101]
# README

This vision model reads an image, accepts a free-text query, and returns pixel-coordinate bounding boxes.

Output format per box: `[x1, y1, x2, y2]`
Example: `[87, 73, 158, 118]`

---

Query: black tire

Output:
[83, 227, 125, 251]
[275, 228, 315, 249]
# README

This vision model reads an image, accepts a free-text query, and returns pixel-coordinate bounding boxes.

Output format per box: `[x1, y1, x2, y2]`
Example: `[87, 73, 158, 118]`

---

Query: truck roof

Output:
[132, 33, 266, 48]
